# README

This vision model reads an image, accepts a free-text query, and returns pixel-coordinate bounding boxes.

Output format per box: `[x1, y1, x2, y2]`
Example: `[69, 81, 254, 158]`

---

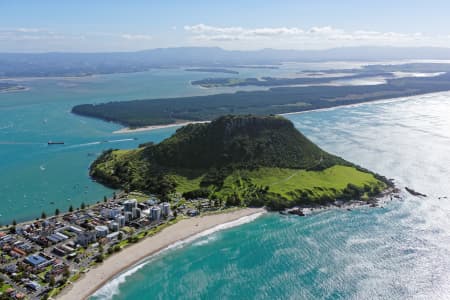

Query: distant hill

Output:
[3, 46, 450, 77]
[91, 115, 389, 209]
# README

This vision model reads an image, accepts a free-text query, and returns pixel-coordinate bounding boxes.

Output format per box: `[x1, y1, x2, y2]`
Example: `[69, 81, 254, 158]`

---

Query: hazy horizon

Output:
[3, 1, 450, 52]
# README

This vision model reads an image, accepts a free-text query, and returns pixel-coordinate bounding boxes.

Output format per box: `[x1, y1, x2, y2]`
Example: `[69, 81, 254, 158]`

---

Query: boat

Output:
[48, 141, 64, 145]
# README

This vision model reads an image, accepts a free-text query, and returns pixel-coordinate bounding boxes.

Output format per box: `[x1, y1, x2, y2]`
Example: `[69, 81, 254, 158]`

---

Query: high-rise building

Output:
[161, 202, 170, 216]
[123, 199, 137, 212]
[150, 206, 161, 221]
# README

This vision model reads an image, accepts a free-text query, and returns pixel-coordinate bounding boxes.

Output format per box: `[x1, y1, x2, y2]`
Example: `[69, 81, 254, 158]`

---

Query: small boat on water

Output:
[48, 141, 64, 145]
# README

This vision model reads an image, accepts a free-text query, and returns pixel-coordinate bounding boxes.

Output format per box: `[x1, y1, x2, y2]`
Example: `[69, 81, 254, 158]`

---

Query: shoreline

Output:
[57, 207, 266, 300]
[111, 90, 450, 134]
[113, 120, 210, 134]
[0, 86, 29, 94]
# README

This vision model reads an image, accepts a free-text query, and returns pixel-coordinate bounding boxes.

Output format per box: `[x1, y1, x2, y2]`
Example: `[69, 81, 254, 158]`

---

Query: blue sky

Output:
[1, 0, 450, 52]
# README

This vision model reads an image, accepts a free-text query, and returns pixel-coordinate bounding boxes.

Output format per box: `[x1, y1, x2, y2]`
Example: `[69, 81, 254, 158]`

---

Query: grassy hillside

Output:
[90, 115, 389, 209]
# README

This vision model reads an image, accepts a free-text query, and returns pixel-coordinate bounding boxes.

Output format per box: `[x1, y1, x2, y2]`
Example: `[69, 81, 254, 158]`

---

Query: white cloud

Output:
[184, 24, 450, 49]
[120, 34, 152, 41]
[0, 28, 83, 41]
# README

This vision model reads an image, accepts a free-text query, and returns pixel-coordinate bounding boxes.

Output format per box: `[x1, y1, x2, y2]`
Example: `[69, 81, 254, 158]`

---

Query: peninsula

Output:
[90, 115, 391, 209]
[72, 68, 450, 128]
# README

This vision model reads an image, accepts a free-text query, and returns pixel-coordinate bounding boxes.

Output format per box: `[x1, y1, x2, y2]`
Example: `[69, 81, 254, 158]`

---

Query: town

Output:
[0, 192, 214, 299]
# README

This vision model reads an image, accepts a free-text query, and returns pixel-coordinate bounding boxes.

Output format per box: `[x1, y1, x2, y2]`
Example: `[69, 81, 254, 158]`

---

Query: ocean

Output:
[1, 65, 450, 299]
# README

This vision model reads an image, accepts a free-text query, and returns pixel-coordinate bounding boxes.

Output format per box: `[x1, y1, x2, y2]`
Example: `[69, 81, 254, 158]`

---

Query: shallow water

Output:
[0, 67, 284, 224]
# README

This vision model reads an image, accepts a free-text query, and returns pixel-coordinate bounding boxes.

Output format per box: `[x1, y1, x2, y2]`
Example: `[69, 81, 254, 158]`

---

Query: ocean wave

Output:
[91, 212, 265, 299]
[65, 138, 135, 149]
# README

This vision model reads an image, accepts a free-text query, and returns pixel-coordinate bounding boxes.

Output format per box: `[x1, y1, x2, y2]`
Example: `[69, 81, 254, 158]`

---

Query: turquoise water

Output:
[2, 65, 450, 299]
[0, 67, 290, 224]
[92, 93, 450, 299]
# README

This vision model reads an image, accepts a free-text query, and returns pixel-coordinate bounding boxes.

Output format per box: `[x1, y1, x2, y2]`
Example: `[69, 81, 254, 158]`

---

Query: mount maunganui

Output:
[90, 115, 390, 209]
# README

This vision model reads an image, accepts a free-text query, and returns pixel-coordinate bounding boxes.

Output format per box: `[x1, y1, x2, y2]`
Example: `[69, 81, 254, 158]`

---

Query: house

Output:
[24, 280, 41, 291]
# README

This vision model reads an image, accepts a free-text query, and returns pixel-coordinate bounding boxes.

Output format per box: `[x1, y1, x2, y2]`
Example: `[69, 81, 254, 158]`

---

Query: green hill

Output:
[90, 115, 389, 209]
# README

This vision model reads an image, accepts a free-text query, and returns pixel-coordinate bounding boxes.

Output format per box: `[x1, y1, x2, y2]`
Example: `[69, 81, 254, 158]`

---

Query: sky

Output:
[1, 0, 450, 52]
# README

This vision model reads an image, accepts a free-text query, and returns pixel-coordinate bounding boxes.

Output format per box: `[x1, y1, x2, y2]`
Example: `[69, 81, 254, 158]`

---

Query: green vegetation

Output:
[72, 67, 450, 127]
[0, 283, 12, 293]
[90, 115, 390, 210]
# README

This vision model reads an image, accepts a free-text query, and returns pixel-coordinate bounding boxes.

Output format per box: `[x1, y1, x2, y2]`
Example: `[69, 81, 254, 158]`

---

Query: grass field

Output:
[244, 165, 383, 199]
[168, 165, 384, 201]
[93, 147, 385, 204]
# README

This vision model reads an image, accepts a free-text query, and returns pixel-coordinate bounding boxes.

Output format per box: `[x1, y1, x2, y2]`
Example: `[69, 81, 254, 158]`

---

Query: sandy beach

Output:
[58, 207, 266, 300]
[113, 120, 210, 134]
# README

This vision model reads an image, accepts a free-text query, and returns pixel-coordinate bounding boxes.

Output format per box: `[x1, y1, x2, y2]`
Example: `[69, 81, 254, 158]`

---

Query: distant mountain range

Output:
[2, 46, 450, 77]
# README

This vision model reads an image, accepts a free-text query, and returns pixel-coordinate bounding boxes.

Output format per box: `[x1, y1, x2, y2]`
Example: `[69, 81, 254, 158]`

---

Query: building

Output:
[24, 254, 50, 269]
[146, 199, 156, 206]
[101, 207, 121, 219]
[124, 211, 133, 223]
[52, 247, 66, 256]
[106, 231, 120, 242]
[161, 202, 170, 216]
[109, 208, 121, 218]
[123, 199, 137, 212]
[25, 281, 41, 291]
[95, 225, 109, 238]
[67, 225, 84, 235]
[132, 207, 141, 219]
[150, 206, 161, 221]
[76, 231, 96, 247]
[100, 208, 111, 219]
[187, 209, 199, 217]
[109, 222, 120, 232]
[115, 215, 125, 227]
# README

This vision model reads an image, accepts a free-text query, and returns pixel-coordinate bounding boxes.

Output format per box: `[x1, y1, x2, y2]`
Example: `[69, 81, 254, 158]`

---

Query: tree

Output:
[55, 208, 60, 216]
[69, 205, 74, 213]
[113, 192, 117, 199]
[49, 275, 56, 287]
[63, 265, 70, 278]
[103, 196, 107, 203]
[12, 219, 16, 226]
[81, 202, 86, 210]
[41, 211, 47, 219]
[118, 232, 123, 241]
